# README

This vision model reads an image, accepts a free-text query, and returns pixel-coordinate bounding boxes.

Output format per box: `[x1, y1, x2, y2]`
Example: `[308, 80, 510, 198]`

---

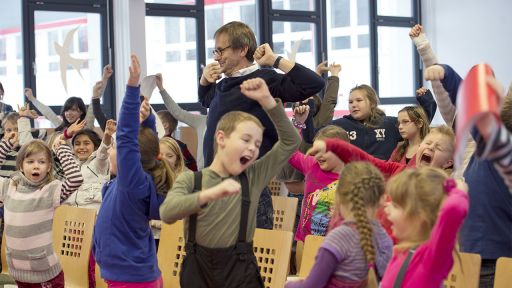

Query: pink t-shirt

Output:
[288, 151, 339, 241]
[380, 188, 468, 288]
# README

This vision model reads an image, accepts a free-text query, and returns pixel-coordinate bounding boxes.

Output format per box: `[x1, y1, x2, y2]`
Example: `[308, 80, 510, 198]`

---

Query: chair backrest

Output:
[271, 196, 298, 232]
[95, 263, 108, 288]
[178, 126, 198, 160]
[1, 227, 7, 275]
[253, 228, 293, 288]
[267, 178, 281, 197]
[443, 252, 481, 288]
[157, 220, 185, 288]
[52, 206, 97, 288]
[298, 234, 325, 278]
[494, 257, 512, 288]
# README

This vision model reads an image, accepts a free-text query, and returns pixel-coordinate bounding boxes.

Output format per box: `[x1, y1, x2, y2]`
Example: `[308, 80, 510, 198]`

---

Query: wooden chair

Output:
[53, 206, 97, 288]
[271, 196, 298, 232]
[267, 178, 281, 197]
[95, 263, 108, 288]
[443, 252, 481, 288]
[494, 257, 512, 288]
[298, 235, 325, 278]
[178, 126, 198, 160]
[157, 220, 186, 288]
[0, 229, 16, 285]
[253, 228, 293, 288]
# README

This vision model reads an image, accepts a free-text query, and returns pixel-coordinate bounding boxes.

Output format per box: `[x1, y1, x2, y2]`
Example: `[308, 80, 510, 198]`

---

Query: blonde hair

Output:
[159, 137, 186, 175]
[392, 106, 430, 162]
[387, 167, 447, 251]
[214, 111, 264, 153]
[500, 82, 512, 132]
[350, 84, 386, 127]
[139, 128, 176, 196]
[314, 125, 349, 142]
[2, 112, 19, 129]
[15, 140, 55, 186]
[336, 162, 385, 288]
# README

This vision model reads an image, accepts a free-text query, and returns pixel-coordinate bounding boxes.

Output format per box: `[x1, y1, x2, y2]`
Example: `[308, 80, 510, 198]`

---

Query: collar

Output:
[227, 64, 258, 78]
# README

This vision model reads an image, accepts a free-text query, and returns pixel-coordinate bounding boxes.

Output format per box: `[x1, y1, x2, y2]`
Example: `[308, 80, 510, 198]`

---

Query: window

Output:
[330, 0, 350, 28]
[205, 8, 222, 40]
[146, 0, 195, 4]
[332, 36, 350, 50]
[0, 39, 6, 61]
[78, 27, 88, 53]
[272, 0, 315, 11]
[358, 34, 369, 48]
[377, 0, 412, 17]
[165, 18, 180, 44]
[272, 21, 317, 70]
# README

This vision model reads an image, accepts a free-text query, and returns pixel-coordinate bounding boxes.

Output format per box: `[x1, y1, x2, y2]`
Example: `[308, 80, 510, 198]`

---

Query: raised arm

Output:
[313, 62, 340, 127]
[410, 24, 456, 125]
[25, 88, 62, 127]
[93, 119, 115, 175]
[53, 140, 84, 203]
[415, 87, 437, 123]
[17, 103, 39, 146]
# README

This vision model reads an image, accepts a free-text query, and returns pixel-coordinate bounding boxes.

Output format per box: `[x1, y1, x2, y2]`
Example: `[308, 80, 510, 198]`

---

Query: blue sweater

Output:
[199, 64, 324, 166]
[440, 64, 512, 259]
[93, 85, 164, 282]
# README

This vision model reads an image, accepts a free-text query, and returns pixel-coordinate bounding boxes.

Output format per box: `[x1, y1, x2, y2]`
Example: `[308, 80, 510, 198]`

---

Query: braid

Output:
[349, 177, 376, 265]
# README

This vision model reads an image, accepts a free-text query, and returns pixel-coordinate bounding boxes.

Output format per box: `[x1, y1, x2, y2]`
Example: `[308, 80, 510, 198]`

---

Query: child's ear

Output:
[442, 159, 454, 170]
[215, 131, 227, 149]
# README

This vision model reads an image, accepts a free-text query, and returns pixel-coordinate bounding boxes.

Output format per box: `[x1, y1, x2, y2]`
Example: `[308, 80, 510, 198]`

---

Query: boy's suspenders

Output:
[186, 171, 250, 251]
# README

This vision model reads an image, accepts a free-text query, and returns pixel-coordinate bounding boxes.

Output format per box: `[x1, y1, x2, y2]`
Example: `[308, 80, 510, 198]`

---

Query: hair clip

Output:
[443, 178, 456, 193]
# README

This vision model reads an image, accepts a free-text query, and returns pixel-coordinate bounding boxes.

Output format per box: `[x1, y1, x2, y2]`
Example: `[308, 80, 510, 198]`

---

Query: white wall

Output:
[422, 0, 512, 86]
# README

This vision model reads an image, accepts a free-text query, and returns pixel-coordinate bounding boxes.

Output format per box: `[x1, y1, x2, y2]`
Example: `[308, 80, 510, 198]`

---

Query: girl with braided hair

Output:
[286, 162, 393, 288]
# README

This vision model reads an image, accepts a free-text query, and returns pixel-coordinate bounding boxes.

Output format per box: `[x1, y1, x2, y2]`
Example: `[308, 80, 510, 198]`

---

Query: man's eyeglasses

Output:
[212, 45, 231, 57]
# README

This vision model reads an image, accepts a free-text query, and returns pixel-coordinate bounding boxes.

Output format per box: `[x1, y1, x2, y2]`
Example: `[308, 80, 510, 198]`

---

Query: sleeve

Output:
[92, 141, 110, 176]
[422, 188, 469, 275]
[411, 32, 456, 125]
[161, 89, 206, 130]
[159, 171, 202, 224]
[313, 76, 339, 127]
[30, 98, 62, 127]
[439, 64, 463, 106]
[116, 85, 151, 196]
[17, 117, 34, 146]
[92, 98, 108, 131]
[198, 83, 215, 108]
[251, 99, 301, 189]
[288, 150, 315, 174]
[84, 104, 95, 129]
[56, 145, 84, 203]
[284, 248, 339, 288]
[301, 108, 317, 144]
[325, 138, 405, 177]
[416, 89, 437, 123]
[141, 111, 157, 134]
[0, 139, 14, 165]
[267, 63, 325, 103]
[474, 122, 512, 190]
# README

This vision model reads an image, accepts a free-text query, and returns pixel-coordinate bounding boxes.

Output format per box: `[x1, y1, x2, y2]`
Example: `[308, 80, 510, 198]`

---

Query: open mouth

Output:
[420, 153, 433, 164]
[32, 172, 41, 178]
[240, 156, 251, 165]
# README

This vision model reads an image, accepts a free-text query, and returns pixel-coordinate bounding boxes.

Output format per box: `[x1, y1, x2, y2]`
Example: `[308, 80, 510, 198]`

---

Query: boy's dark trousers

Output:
[180, 172, 264, 288]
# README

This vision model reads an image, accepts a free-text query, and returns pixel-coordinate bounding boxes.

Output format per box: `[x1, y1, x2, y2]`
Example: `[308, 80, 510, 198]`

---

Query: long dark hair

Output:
[55, 97, 87, 131]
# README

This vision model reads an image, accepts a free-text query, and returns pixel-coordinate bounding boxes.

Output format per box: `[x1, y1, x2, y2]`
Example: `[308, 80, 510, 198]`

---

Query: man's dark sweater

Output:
[199, 64, 324, 165]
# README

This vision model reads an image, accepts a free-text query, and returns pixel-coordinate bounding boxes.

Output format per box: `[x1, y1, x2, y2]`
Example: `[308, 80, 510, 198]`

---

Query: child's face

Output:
[160, 143, 177, 169]
[3, 121, 18, 135]
[397, 111, 419, 140]
[315, 150, 344, 173]
[73, 134, 95, 161]
[348, 90, 371, 121]
[217, 121, 263, 176]
[64, 105, 83, 123]
[415, 132, 454, 169]
[385, 201, 414, 241]
[108, 142, 117, 176]
[22, 151, 51, 183]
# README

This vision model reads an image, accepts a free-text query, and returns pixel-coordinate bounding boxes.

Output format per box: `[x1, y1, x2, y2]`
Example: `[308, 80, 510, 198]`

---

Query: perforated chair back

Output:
[52, 206, 97, 288]
[494, 257, 512, 288]
[298, 235, 325, 278]
[267, 178, 281, 197]
[442, 252, 481, 288]
[271, 196, 298, 232]
[253, 228, 293, 288]
[157, 220, 186, 288]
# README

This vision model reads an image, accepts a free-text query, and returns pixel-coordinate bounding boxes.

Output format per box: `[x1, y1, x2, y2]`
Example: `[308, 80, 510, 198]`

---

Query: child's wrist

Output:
[292, 117, 306, 129]
[63, 129, 72, 140]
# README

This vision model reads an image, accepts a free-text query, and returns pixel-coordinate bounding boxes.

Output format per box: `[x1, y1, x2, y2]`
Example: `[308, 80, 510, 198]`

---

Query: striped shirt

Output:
[0, 140, 83, 283]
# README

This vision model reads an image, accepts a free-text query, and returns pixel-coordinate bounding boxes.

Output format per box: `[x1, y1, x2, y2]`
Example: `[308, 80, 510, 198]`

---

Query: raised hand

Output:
[328, 62, 342, 77]
[205, 178, 241, 202]
[424, 65, 445, 81]
[67, 119, 86, 137]
[102, 64, 114, 80]
[409, 24, 423, 38]
[127, 54, 141, 87]
[155, 73, 164, 91]
[315, 61, 329, 76]
[254, 43, 277, 67]
[18, 103, 39, 119]
[104, 119, 117, 136]
[306, 139, 327, 157]
[139, 97, 150, 123]
[200, 62, 222, 85]
[416, 87, 428, 97]
[240, 78, 275, 109]
[293, 102, 310, 125]
[3, 131, 18, 148]
[92, 80, 105, 99]
[24, 88, 36, 102]
[52, 134, 67, 152]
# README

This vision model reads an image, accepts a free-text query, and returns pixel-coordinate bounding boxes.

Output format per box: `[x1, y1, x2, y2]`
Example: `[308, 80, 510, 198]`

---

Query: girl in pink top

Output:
[388, 101, 430, 168]
[289, 125, 348, 241]
[380, 168, 469, 288]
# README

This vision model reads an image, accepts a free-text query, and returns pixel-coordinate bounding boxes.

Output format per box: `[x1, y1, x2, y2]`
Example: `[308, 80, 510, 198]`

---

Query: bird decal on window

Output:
[54, 26, 87, 93]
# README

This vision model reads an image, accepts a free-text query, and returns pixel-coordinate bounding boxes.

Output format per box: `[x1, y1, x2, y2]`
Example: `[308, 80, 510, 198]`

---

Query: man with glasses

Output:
[198, 21, 324, 230]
